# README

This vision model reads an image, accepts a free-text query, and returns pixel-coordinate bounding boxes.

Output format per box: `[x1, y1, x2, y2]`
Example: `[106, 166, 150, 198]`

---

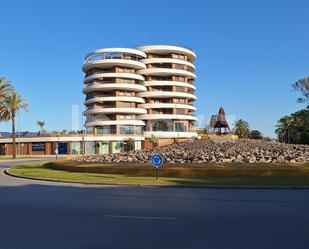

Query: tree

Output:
[275, 115, 295, 143]
[127, 138, 135, 151]
[0, 77, 14, 99]
[250, 130, 263, 139]
[290, 108, 309, 144]
[0, 77, 14, 126]
[275, 109, 309, 145]
[293, 77, 309, 105]
[233, 119, 250, 138]
[0, 92, 28, 159]
[149, 135, 158, 148]
[37, 120, 45, 134]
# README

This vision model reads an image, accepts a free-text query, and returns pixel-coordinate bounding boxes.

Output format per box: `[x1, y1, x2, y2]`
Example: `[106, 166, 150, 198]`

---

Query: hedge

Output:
[48, 160, 309, 177]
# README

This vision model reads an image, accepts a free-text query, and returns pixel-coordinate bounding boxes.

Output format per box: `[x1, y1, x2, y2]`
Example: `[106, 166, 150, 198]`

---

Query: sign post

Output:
[55, 149, 58, 160]
[150, 154, 164, 180]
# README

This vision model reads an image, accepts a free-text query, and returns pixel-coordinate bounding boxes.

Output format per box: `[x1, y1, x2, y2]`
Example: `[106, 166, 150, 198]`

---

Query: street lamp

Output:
[82, 128, 85, 155]
[175, 104, 180, 142]
[55, 132, 59, 159]
[18, 110, 21, 156]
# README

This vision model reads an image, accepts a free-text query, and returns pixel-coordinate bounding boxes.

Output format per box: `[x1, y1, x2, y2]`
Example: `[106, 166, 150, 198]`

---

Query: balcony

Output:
[85, 52, 144, 63]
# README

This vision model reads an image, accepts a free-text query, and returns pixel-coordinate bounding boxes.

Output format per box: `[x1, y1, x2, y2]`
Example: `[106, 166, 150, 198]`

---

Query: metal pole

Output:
[175, 104, 180, 142]
[18, 110, 21, 156]
[82, 105, 85, 155]
[155, 167, 158, 181]
[82, 129, 85, 155]
[56, 133, 59, 160]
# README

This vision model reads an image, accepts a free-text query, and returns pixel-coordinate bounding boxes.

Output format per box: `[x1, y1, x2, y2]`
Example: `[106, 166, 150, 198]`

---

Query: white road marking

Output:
[102, 214, 177, 220]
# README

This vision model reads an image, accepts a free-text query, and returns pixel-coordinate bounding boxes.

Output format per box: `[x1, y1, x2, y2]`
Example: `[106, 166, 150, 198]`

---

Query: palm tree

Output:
[0, 77, 14, 129]
[0, 77, 14, 99]
[0, 92, 28, 159]
[37, 120, 45, 134]
[233, 119, 250, 138]
[275, 115, 294, 143]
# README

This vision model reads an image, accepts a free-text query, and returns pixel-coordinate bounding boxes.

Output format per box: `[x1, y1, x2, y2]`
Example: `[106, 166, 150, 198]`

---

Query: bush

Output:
[250, 130, 263, 140]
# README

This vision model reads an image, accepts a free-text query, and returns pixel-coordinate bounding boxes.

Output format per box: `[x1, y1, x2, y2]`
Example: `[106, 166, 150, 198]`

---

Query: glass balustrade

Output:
[85, 52, 143, 63]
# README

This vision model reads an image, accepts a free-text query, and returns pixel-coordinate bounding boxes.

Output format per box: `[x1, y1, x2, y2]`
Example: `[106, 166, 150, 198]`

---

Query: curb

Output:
[0, 158, 52, 163]
[4, 169, 309, 189]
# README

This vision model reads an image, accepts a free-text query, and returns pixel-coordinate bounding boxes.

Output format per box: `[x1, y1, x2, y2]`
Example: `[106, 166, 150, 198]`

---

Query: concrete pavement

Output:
[0, 159, 309, 249]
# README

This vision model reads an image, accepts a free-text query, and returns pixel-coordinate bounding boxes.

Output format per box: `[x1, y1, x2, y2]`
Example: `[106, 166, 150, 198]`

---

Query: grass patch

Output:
[8, 162, 309, 186]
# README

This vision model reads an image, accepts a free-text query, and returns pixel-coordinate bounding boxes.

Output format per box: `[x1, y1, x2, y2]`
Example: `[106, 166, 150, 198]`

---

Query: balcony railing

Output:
[85, 52, 143, 63]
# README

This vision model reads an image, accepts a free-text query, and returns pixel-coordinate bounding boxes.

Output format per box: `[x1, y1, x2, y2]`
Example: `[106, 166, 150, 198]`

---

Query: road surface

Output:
[0, 159, 309, 249]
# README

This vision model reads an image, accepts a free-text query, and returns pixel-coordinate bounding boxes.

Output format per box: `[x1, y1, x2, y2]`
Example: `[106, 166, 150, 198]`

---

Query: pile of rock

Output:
[73, 139, 309, 164]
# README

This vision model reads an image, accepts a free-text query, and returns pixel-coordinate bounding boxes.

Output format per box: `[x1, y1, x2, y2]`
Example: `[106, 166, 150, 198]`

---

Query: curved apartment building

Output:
[137, 45, 197, 141]
[82, 48, 147, 151]
[83, 45, 198, 149]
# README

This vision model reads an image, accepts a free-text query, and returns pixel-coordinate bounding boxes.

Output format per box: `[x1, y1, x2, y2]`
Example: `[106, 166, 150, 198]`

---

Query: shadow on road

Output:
[0, 182, 309, 249]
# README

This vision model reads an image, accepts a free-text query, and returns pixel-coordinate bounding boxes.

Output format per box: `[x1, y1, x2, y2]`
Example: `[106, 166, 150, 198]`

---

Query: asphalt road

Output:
[0, 159, 309, 249]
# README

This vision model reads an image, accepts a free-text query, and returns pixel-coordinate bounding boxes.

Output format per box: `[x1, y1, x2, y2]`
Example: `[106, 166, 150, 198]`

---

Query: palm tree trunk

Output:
[12, 116, 16, 159]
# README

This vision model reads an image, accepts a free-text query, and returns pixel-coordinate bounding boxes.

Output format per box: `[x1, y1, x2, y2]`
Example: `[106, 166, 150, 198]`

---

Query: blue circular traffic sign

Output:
[150, 154, 164, 168]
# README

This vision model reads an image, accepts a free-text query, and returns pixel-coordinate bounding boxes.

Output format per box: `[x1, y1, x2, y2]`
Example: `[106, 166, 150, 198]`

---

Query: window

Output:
[119, 102, 132, 108]
[175, 86, 186, 92]
[135, 126, 142, 134]
[120, 125, 134, 134]
[174, 76, 185, 82]
[172, 54, 186, 60]
[152, 110, 161, 114]
[96, 126, 110, 134]
[175, 122, 187, 132]
[175, 64, 185, 70]
[120, 79, 132, 83]
[176, 109, 186, 114]
[152, 120, 169, 131]
[111, 52, 122, 59]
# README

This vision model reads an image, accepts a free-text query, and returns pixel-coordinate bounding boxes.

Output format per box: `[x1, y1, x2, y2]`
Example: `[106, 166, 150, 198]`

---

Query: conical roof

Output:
[214, 107, 230, 128]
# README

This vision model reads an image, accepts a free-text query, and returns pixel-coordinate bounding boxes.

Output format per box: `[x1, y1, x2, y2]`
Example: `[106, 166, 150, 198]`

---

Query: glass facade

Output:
[85, 142, 96, 154]
[152, 120, 169, 131]
[71, 142, 81, 155]
[175, 122, 187, 132]
[98, 142, 109, 154]
[119, 125, 142, 135]
[86, 52, 141, 62]
[112, 142, 121, 153]
[96, 126, 110, 134]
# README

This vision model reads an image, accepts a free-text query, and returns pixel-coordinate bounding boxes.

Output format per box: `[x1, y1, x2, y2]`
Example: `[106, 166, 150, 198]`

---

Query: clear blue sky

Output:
[0, 0, 308, 137]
